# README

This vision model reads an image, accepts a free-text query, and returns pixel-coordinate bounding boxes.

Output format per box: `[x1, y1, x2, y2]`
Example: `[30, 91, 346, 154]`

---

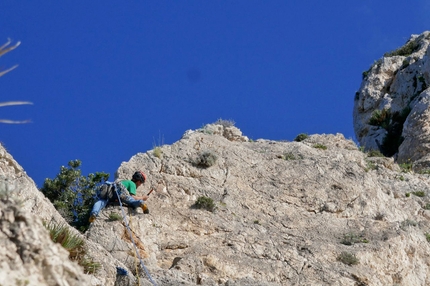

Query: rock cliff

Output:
[353, 31, 430, 170]
[4, 30, 430, 285]
[3, 123, 430, 285]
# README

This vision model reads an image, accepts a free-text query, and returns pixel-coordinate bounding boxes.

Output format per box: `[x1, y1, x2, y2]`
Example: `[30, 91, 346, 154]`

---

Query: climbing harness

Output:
[114, 187, 157, 286]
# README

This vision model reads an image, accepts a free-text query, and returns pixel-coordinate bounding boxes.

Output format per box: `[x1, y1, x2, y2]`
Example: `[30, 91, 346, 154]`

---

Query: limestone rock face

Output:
[0, 196, 91, 286]
[353, 31, 430, 169]
[100, 124, 430, 285]
[5, 123, 430, 285]
[0, 144, 136, 286]
[0, 146, 92, 285]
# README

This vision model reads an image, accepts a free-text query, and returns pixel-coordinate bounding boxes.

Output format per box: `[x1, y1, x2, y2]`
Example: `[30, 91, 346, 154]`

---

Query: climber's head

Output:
[132, 171, 146, 186]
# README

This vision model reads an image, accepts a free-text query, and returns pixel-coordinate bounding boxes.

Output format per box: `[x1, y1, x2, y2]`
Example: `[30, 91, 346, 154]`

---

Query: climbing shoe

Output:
[89, 214, 96, 223]
[141, 204, 149, 214]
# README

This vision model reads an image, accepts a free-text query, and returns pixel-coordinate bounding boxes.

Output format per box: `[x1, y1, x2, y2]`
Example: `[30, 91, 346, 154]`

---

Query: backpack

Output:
[97, 182, 118, 201]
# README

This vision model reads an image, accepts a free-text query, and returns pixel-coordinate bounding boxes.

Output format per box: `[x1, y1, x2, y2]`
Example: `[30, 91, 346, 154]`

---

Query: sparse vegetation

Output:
[44, 222, 100, 273]
[365, 160, 377, 172]
[400, 59, 410, 69]
[362, 69, 370, 79]
[337, 251, 359, 266]
[362, 59, 383, 80]
[424, 203, 430, 210]
[340, 233, 369, 245]
[425, 233, 430, 242]
[294, 133, 308, 142]
[214, 118, 235, 127]
[367, 150, 384, 157]
[368, 109, 391, 129]
[418, 169, 430, 175]
[283, 152, 297, 160]
[152, 132, 164, 158]
[400, 219, 417, 231]
[412, 191, 426, 197]
[313, 143, 327, 150]
[384, 39, 420, 57]
[108, 212, 122, 221]
[153, 147, 162, 158]
[374, 212, 385, 221]
[195, 150, 218, 168]
[194, 196, 216, 212]
[399, 160, 413, 173]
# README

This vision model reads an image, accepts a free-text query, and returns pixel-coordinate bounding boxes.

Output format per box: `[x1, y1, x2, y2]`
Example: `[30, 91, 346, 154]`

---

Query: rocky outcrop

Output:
[4, 123, 430, 285]
[0, 195, 91, 286]
[353, 31, 430, 170]
[0, 146, 91, 285]
[0, 144, 137, 286]
[92, 124, 430, 285]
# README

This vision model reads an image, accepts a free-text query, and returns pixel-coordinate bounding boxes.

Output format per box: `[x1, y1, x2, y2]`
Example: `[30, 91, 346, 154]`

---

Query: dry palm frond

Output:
[0, 39, 33, 124]
[0, 101, 32, 107]
[0, 65, 18, 77]
[0, 101, 33, 124]
[0, 38, 21, 57]
[0, 39, 20, 78]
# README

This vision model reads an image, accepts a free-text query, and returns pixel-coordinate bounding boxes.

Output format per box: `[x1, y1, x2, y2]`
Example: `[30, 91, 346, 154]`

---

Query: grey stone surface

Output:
[354, 30, 430, 170]
[3, 124, 430, 284]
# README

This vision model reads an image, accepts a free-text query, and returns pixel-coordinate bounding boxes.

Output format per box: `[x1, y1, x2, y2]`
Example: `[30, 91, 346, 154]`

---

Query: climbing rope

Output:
[114, 187, 157, 286]
[128, 210, 141, 286]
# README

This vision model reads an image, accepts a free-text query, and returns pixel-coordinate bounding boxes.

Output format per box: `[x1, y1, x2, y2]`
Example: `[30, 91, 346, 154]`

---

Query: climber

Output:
[89, 171, 149, 223]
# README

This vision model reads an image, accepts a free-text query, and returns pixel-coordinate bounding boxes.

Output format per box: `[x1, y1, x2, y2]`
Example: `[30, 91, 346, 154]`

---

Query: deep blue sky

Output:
[1, 1, 429, 187]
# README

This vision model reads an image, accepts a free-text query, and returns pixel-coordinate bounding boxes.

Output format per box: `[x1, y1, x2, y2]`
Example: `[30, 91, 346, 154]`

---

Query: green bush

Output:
[40, 160, 109, 232]
[337, 251, 359, 265]
[368, 109, 391, 129]
[364, 160, 378, 172]
[108, 212, 122, 221]
[418, 169, 430, 175]
[367, 150, 384, 157]
[294, 133, 308, 142]
[194, 196, 216, 212]
[399, 161, 413, 173]
[313, 143, 327, 150]
[283, 152, 297, 160]
[401, 59, 410, 69]
[153, 147, 162, 158]
[384, 39, 420, 57]
[400, 219, 417, 230]
[195, 151, 218, 168]
[412, 191, 426, 197]
[340, 233, 369, 245]
[44, 222, 100, 274]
